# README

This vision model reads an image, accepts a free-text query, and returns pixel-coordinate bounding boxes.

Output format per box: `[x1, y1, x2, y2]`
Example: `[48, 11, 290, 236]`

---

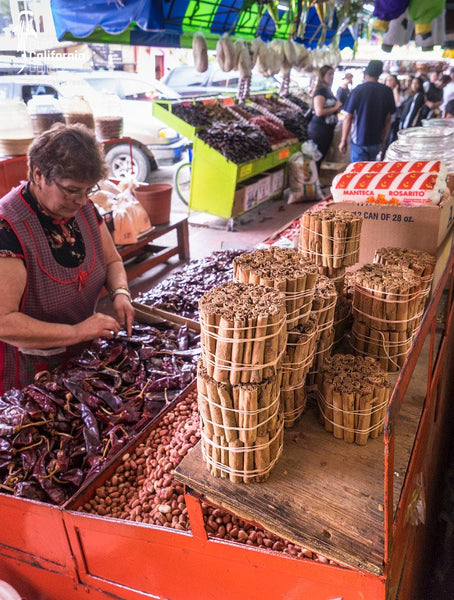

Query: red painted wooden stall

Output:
[0, 246, 452, 600]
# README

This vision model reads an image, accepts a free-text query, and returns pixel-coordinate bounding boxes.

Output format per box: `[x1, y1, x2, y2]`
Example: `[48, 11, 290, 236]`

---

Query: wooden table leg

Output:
[177, 218, 190, 261]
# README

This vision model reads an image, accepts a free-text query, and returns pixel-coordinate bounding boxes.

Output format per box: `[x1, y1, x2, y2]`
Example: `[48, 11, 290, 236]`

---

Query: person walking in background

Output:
[307, 65, 343, 173]
[385, 74, 403, 146]
[399, 76, 425, 129]
[338, 60, 395, 162]
[336, 72, 353, 107]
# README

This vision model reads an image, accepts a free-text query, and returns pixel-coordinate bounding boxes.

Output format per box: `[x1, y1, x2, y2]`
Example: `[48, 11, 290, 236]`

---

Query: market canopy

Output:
[50, 0, 356, 50]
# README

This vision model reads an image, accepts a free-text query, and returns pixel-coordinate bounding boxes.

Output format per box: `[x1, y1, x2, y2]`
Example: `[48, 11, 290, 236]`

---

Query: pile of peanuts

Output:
[80, 391, 201, 530]
[80, 388, 336, 565]
[202, 502, 334, 563]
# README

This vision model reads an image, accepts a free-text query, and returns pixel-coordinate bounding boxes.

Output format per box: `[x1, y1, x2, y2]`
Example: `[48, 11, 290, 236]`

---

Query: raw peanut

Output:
[237, 529, 248, 542]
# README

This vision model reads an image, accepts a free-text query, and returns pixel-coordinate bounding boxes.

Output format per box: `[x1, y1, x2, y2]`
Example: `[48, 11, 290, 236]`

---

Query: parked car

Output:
[0, 71, 186, 182]
[162, 64, 281, 98]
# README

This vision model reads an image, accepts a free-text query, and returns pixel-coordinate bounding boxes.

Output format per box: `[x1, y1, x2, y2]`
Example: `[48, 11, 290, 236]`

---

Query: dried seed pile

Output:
[79, 391, 200, 529]
[318, 354, 391, 445]
[202, 502, 337, 564]
[198, 282, 287, 482]
[350, 264, 423, 372]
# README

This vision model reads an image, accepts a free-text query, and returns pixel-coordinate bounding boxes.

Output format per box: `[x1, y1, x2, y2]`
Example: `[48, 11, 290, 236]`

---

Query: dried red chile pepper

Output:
[197, 121, 271, 163]
[137, 249, 247, 319]
[0, 322, 200, 505]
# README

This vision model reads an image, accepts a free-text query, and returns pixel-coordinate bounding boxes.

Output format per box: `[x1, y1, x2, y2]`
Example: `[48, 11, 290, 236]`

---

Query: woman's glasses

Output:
[53, 180, 100, 200]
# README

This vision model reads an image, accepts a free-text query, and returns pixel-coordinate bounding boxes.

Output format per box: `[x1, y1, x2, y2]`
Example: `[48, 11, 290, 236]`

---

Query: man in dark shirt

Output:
[339, 60, 396, 162]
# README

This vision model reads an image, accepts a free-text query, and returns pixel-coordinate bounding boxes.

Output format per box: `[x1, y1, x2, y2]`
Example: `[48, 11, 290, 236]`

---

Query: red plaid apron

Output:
[0, 185, 106, 392]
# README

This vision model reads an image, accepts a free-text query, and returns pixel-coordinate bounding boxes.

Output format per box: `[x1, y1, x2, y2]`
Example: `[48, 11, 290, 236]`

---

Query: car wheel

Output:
[104, 143, 152, 182]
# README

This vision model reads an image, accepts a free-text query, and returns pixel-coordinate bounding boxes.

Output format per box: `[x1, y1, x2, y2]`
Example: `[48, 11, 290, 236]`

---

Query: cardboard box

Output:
[328, 193, 454, 264]
[270, 167, 285, 194]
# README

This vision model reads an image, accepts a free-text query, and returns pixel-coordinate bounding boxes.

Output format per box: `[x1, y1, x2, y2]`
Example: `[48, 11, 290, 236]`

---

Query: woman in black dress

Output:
[308, 65, 343, 173]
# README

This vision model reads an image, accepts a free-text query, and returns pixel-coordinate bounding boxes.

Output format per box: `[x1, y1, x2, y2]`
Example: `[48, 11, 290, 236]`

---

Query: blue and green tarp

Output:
[50, 0, 356, 50]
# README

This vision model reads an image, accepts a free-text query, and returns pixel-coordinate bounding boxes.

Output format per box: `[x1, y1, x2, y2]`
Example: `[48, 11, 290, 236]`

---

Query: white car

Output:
[0, 71, 186, 181]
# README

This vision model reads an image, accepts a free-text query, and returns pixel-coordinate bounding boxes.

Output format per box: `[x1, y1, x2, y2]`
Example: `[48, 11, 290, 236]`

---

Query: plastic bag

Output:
[116, 184, 152, 236]
[288, 141, 323, 204]
[112, 202, 137, 245]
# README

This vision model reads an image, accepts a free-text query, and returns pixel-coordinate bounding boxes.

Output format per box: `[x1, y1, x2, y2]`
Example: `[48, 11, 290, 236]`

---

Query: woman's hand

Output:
[113, 294, 134, 336]
[74, 312, 121, 342]
[334, 100, 343, 113]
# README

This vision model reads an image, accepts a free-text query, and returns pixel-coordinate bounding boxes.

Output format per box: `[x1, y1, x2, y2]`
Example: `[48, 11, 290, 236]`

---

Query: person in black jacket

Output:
[399, 76, 425, 129]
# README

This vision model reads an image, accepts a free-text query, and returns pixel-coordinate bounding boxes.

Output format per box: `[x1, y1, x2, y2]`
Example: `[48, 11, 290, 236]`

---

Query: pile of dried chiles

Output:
[137, 249, 247, 320]
[0, 322, 200, 505]
[197, 122, 272, 163]
[171, 102, 238, 127]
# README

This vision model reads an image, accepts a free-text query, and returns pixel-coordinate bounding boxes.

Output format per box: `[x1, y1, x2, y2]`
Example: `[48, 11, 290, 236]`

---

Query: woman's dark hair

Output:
[386, 74, 401, 91]
[28, 123, 108, 184]
[412, 76, 425, 94]
[313, 65, 334, 93]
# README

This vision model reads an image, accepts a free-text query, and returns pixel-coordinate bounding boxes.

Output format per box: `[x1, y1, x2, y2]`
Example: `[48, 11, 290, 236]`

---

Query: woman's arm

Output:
[0, 257, 120, 349]
[100, 221, 134, 335]
[313, 94, 342, 117]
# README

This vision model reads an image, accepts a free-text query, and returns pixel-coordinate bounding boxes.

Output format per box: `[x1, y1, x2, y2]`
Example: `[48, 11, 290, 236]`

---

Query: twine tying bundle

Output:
[298, 208, 363, 268]
[317, 354, 391, 445]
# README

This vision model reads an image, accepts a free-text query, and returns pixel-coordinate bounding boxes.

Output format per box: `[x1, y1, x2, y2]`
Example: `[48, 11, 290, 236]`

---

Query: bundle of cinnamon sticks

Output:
[233, 248, 322, 428]
[198, 281, 287, 482]
[281, 315, 318, 427]
[373, 247, 436, 314]
[233, 247, 318, 327]
[199, 281, 287, 384]
[318, 354, 391, 445]
[298, 208, 363, 268]
[350, 264, 423, 372]
[198, 362, 284, 483]
[306, 275, 337, 387]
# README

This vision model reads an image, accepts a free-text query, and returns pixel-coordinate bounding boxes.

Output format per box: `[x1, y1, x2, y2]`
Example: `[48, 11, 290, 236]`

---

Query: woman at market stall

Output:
[308, 65, 343, 173]
[0, 123, 135, 393]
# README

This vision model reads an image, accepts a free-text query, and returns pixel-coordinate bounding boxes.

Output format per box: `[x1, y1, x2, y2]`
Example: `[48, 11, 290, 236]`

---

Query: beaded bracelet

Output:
[110, 285, 131, 301]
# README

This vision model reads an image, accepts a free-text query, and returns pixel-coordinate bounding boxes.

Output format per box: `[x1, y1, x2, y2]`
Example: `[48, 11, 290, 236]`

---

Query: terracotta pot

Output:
[133, 183, 172, 225]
